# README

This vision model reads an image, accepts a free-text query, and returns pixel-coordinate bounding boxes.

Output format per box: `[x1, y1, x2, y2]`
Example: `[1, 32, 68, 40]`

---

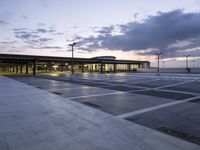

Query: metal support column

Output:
[26, 63, 28, 75]
[128, 64, 131, 72]
[33, 60, 36, 76]
[16, 65, 18, 74]
[20, 63, 23, 74]
[113, 64, 116, 73]
[100, 63, 103, 74]
[81, 64, 84, 73]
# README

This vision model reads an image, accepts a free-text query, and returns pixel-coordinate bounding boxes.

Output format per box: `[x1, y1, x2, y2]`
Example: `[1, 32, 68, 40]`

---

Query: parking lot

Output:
[12, 73, 200, 145]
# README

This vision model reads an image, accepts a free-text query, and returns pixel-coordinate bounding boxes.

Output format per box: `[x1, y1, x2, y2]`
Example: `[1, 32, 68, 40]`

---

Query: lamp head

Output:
[155, 52, 162, 55]
[69, 42, 77, 46]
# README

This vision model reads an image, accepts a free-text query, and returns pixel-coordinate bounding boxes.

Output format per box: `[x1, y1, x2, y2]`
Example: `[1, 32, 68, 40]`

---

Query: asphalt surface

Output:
[11, 73, 200, 145]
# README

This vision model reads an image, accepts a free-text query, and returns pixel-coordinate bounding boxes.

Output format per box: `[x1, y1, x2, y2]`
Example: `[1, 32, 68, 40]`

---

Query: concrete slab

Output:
[1, 75, 199, 150]
[163, 81, 200, 93]
[49, 87, 117, 98]
[191, 99, 200, 104]
[74, 92, 173, 115]
[126, 101, 200, 145]
[134, 90, 194, 100]
[134, 80, 183, 88]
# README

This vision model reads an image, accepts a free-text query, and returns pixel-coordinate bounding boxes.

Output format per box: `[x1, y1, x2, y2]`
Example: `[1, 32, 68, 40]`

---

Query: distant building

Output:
[0, 54, 150, 75]
[92, 56, 116, 60]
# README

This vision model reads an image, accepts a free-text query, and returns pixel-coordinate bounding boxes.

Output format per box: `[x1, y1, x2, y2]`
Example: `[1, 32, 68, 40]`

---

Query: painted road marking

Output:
[67, 89, 148, 100]
[155, 79, 198, 89]
[117, 96, 200, 118]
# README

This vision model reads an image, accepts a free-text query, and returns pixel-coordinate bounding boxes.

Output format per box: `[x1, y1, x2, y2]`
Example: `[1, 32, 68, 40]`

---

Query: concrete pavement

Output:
[0, 75, 199, 150]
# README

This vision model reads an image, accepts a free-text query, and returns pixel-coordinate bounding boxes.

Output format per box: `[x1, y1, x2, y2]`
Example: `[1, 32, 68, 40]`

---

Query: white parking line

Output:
[67, 89, 148, 100]
[47, 86, 93, 91]
[68, 91, 125, 100]
[155, 79, 198, 89]
[157, 89, 200, 96]
[117, 96, 200, 119]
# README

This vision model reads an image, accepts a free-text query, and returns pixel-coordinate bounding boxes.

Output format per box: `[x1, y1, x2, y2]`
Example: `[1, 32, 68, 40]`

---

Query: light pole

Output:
[69, 42, 76, 74]
[162, 61, 165, 68]
[193, 60, 195, 68]
[184, 55, 190, 69]
[155, 52, 162, 75]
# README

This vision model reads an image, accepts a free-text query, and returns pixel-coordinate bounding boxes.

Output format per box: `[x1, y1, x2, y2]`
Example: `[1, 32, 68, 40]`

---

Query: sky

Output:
[0, 0, 200, 67]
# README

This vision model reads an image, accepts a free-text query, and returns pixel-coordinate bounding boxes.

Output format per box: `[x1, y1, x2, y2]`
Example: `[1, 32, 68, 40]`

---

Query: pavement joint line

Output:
[0, 91, 48, 98]
[154, 79, 198, 89]
[117, 95, 200, 119]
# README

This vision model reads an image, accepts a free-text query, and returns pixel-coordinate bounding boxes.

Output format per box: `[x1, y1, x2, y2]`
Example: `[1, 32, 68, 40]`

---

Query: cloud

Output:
[13, 28, 55, 41]
[14, 28, 40, 39]
[16, 33, 40, 39]
[49, 29, 56, 33]
[0, 41, 17, 44]
[12, 27, 63, 51]
[21, 15, 28, 19]
[36, 25, 57, 33]
[37, 28, 48, 33]
[39, 38, 53, 42]
[40, 46, 62, 49]
[53, 32, 64, 35]
[28, 46, 62, 49]
[75, 10, 200, 58]
[0, 20, 9, 25]
[37, 23, 46, 27]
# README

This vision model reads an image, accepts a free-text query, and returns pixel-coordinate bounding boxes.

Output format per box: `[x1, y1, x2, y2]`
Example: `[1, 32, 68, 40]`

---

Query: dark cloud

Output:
[53, 32, 64, 35]
[13, 28, 54, 40]
[7, 49, 24, 53]
[21, 15, 28, 19]
[37, 23, 46, 27]
[49, 29, 56, 33]
[14, 28, 35, 38]
[16, 33, 40, 39]
[28, 46, 62, 49]
[35, 25, 57, 33]
[13, 28, 28, 31]
[39, 38, 53, 42]
[26, 38, 52, 44]
[75, 10, 200, 58]
[14, 29, 40, 39]
[40, 46, 62, 49]
[0, 41, 17, 44]
[11, 27, 64, 51]
[48, 25, 57, 33]
[13, 28, 57, 50]
[0, 20, 9, 25]
[37, 28, 48, 33]
[72, 26, 77, 29]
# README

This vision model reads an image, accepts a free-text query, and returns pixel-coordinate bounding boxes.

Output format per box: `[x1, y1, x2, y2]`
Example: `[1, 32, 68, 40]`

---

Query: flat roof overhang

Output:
[0, 54, 149, 64]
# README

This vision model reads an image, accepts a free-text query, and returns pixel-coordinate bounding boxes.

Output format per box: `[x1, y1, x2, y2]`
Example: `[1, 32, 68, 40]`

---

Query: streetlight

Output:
[162, 61, 165, 68]
[184, 55, 190, 69]
[69, 42, 77, 74]
[155, 52, 162, 75]
[193, 60, 195, 68]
